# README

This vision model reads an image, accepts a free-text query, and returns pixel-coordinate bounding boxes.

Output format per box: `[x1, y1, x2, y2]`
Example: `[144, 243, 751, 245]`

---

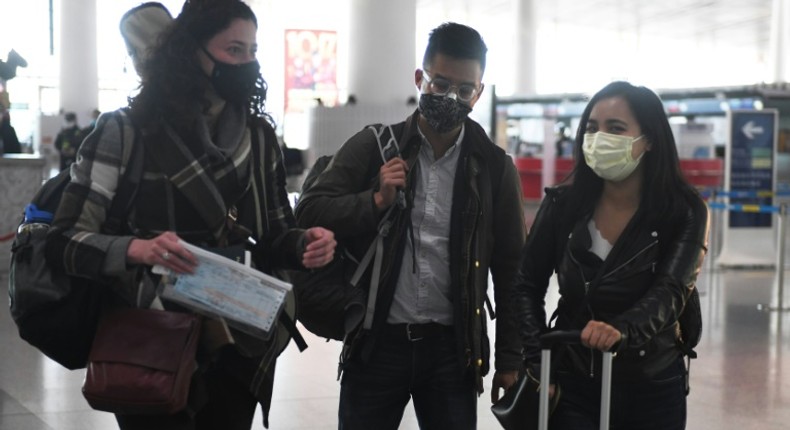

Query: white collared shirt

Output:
[387, 125, 465, 325]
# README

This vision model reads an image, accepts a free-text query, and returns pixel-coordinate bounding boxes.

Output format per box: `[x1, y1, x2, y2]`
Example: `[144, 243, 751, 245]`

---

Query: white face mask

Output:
[583, 131, 645, 182]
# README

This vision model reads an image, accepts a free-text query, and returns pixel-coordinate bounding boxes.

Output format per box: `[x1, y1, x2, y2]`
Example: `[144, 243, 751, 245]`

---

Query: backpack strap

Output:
[356, 122, 411, 330]
[102, 109, 145, 235]
[357, 203, 398, 330]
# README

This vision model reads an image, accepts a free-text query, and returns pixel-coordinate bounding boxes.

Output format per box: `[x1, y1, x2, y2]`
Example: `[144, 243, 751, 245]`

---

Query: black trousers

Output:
[339, 324, 477, 430]
[550, 356, 687, 430]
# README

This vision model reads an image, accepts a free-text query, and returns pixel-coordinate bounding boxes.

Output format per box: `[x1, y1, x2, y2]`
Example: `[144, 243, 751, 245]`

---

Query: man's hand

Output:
[491, 370, 519, 403]
[301, 227, 336, 269]
[373, 158, 408, 211]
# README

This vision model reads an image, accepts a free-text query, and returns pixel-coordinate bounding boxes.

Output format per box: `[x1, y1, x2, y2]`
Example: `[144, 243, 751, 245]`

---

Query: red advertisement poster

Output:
[285, 29, 338, 113]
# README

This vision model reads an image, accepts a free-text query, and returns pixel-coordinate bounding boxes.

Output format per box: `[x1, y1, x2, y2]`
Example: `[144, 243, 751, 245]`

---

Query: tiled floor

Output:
[1, 263, 789, 429]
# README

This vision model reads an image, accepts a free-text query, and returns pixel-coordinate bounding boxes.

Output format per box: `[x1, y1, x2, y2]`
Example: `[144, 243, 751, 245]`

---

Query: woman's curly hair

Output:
[129, 0, 270, 131]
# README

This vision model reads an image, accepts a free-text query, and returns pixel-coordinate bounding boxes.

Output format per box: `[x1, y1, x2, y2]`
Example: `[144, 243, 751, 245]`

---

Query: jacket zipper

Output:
[567, 234, 596, 377]
[599, 240, 659, 281]
[567, 236, 659, 378]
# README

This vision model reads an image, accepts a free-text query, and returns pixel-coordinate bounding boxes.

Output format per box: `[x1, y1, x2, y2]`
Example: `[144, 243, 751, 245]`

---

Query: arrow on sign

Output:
[742, 120, 764, 139]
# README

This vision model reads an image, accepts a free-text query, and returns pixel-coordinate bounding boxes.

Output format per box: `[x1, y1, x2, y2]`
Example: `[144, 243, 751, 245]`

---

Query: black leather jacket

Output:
[512, 186, 709, 381]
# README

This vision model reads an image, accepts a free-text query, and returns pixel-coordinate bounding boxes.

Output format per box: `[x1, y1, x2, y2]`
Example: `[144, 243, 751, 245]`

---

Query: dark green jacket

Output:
[295, 110, 526, 391]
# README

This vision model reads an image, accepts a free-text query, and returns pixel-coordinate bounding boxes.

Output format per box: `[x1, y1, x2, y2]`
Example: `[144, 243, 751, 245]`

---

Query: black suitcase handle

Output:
[538, 329, 613, 430]
[539, 330, 582, 349]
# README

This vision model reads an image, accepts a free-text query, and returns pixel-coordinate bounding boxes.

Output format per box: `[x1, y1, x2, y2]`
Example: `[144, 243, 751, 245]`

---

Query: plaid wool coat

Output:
[49, 106, 306, 421]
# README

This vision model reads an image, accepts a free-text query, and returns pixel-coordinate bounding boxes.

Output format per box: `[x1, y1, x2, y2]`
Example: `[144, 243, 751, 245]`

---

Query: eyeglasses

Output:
[421, 71, 480, 102]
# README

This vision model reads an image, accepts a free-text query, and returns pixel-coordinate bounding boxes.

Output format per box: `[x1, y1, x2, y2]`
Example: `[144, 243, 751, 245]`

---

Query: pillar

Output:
[768, 0, 790, 83]
[59, 0, 98, 125]
[348, 0, 416, 106]
[513, 0, 537, 95]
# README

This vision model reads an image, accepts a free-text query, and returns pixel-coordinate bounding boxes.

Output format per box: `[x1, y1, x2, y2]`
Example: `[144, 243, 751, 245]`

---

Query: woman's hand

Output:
[127, 231, 197, 274]
[581, 320, 622, 352]
[302, 227, 336, 269]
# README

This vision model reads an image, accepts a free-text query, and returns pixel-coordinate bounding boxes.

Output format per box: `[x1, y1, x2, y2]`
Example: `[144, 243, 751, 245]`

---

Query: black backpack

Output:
[678, 287, 702, 355]
[8, 111, 143, 369]
[291, 123, 409, 341]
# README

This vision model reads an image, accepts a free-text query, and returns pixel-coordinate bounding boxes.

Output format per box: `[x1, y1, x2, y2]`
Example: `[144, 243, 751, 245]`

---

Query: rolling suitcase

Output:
[538, 330, 613, 430]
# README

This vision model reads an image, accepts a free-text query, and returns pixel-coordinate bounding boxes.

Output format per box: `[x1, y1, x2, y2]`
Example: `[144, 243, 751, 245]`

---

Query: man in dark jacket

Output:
[0, 108, 22, 154]
[295, 22, 525, 430]
[54, 111, 83, 171]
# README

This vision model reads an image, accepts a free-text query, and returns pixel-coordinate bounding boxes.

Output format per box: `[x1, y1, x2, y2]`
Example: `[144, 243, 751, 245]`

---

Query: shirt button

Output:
[476, 308, 481, 316]
[475, 260, 480, 268]
[476, 359, 483, 367]
[639, 350, 646, 357]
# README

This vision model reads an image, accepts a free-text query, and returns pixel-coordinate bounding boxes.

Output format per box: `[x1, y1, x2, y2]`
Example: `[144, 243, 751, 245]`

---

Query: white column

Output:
[348, 0, 416, 106]
[513, 0, 537, 95]
[59, 0, 98, 124]
[768, 0, 790, 83]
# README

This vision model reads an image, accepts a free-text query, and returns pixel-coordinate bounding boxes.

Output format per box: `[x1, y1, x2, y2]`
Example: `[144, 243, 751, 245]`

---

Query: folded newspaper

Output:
[156, 240, 291, 340]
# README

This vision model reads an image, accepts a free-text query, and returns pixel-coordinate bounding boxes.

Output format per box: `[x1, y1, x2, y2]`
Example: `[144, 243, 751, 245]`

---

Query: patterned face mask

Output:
[418, 94, 472, 134]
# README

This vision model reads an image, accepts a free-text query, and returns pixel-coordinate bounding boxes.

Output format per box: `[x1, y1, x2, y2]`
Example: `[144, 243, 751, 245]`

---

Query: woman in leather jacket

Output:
[512, 81, 709, 430]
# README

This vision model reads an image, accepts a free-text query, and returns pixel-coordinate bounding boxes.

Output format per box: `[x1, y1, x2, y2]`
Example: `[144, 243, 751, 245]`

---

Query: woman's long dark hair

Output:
[561, 81, 700, 227]
[129, 0, 269, 131]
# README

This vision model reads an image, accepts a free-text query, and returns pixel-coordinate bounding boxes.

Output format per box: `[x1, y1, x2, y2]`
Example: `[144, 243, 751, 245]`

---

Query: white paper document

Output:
[158, 240, 291, 339]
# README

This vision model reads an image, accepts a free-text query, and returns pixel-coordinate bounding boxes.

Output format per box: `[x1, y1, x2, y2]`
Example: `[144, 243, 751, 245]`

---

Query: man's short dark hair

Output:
[64, 112, 77, 122]
[422, 22, 487, 73]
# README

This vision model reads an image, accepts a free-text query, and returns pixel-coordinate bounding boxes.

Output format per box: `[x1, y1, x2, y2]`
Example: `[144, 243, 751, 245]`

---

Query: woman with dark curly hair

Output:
[49, 1, 336, 428]
[512, 81, 709, 429]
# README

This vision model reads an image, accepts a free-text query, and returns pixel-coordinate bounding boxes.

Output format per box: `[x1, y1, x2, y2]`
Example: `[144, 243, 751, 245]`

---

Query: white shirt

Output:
[387, 126, 465, 325]
[588, 219, 613, 260]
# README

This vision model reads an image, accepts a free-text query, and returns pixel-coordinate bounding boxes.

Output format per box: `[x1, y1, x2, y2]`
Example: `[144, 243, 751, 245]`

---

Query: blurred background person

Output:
[54, 111, 83, 170]
[0, 107, 22, 154]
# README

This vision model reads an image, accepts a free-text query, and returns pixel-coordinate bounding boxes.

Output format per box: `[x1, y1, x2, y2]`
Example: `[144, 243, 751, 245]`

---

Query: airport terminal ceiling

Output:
[0, 0, 780, 150]
[423, 0, 771, 50]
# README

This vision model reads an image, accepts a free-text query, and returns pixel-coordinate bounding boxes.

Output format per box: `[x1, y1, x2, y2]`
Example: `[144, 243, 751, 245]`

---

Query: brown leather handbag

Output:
[82, 308, 202, 415]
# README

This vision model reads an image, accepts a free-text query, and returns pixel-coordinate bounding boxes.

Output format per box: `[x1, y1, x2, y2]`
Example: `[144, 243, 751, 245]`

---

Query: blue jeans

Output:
[550, 357, 687, 430]
[338, 324, 477, 430]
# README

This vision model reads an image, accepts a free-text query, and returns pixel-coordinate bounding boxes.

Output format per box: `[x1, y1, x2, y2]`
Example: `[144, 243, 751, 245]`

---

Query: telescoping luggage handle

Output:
[538, 330, 613, 430]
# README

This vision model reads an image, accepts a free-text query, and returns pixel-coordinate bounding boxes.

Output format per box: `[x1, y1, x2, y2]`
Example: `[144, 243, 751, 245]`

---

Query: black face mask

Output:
[418, 94, 472, 133]
[202, 47, 260, 104]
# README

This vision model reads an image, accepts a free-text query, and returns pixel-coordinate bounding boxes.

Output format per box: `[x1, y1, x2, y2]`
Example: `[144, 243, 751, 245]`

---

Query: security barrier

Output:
[704, 188, 790, 312]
